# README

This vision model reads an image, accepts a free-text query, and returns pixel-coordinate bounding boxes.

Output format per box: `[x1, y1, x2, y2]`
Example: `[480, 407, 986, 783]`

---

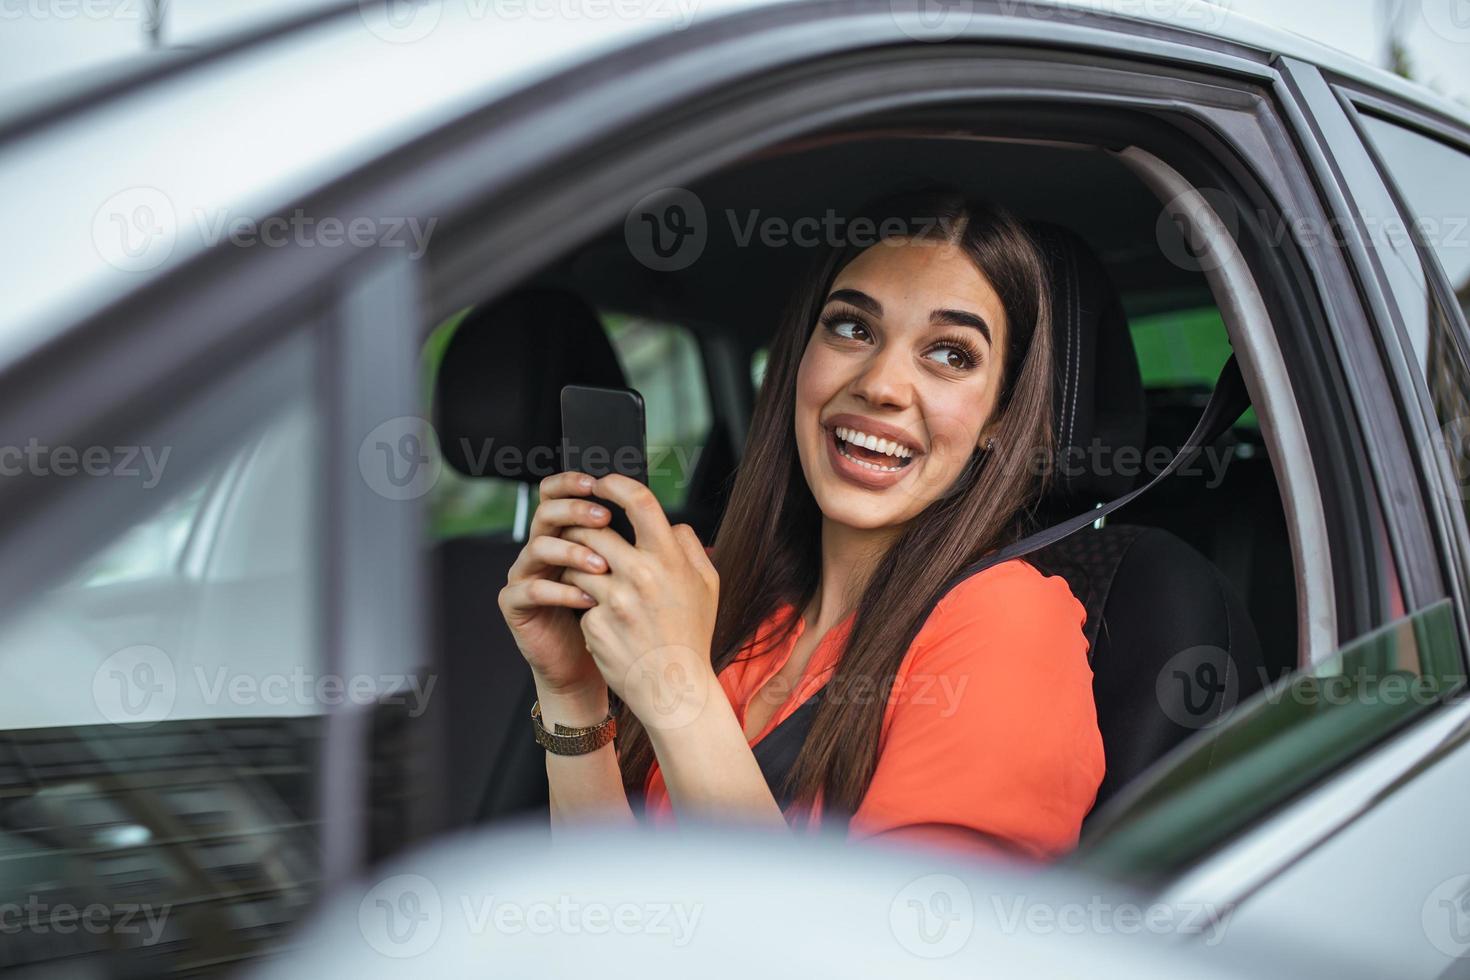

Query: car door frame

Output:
[299, 3, 1426, 839]
[1280, 60, 1470, 652]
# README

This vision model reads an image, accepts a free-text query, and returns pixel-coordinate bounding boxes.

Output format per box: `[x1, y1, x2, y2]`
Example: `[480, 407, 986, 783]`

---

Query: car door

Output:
[1070, 62, 1470, 979]
[0, 233, 428, 975]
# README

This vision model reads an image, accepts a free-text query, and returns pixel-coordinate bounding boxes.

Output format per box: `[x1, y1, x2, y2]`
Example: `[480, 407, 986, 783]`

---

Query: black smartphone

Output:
[559, 384, 648, 543]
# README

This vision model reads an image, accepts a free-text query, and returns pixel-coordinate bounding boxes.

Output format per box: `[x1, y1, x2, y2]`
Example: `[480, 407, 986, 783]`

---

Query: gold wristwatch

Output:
[531, 700, 617, 756]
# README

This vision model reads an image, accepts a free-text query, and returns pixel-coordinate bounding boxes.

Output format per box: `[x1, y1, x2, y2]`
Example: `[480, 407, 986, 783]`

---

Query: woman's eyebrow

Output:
[825, 288, 882, 316]
[827, 288, 992, 346]
[930, 308, 992, 346]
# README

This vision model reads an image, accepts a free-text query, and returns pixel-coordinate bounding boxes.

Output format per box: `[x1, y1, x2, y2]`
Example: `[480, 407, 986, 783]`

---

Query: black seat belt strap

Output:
[939, 355, 1249, 593]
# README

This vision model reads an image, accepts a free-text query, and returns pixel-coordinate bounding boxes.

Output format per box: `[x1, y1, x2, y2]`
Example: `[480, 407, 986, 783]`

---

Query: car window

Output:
[1356, 115, 1470, 536]
[426, 309, 712, 538]
[1076, 599, 1466, 879]
[1357, 116, 1470, 324]
[1127, 305, 1259, 429]
[0, 333, 324, 975]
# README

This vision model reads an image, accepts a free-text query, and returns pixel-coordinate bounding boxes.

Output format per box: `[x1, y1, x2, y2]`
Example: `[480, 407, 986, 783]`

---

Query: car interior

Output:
[425, 131, 1301, 834]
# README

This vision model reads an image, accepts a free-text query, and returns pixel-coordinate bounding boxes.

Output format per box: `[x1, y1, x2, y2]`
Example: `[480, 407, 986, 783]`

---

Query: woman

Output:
[497, 189, 1104, 860]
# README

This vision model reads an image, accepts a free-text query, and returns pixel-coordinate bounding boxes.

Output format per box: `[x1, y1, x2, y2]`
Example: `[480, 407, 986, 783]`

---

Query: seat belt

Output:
[936, 355, 1250, 595]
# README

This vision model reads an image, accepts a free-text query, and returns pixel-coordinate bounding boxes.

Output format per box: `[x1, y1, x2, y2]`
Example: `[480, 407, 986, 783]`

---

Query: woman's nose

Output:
[849, 346, 912, 409]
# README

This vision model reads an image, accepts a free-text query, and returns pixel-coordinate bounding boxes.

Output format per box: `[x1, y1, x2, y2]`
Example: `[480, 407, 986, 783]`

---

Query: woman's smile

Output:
[820, 414, 923, 490]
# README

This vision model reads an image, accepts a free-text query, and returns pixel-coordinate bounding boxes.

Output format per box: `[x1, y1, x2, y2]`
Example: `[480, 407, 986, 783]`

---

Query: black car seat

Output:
[1025, 223, 1268, 812]
[430, 289, 624, 828]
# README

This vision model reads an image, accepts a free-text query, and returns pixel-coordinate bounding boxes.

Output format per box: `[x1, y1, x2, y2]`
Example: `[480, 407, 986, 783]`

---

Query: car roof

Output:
[0, 0, 1464, 370]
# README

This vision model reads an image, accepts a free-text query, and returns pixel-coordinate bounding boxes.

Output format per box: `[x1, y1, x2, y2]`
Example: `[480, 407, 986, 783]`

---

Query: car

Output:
[0, 0, 1467, 976]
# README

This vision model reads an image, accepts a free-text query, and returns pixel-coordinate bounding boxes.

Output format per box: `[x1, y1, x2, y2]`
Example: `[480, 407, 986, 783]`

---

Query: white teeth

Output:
[837, 442, 905, 473]
[833, 425, 913, 460]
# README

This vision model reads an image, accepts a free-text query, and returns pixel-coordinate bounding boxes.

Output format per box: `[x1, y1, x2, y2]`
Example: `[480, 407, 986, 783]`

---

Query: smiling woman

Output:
[498, 188, 1103, 858]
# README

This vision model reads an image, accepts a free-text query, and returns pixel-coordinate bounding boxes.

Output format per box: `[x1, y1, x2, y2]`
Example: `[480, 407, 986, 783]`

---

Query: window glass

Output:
[0, 334, 323, 975]
[426, 309, 712, 537]
[1129, 305, 1257, 429]
[1077, 599, 1465, 879]
[1358, 116, 1470, 323]
[1358, 116, 1470, 534]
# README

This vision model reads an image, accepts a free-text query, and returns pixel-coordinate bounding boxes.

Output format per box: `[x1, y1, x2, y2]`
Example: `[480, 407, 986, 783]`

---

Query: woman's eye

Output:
[829, 319, 870, 342]
[924, 345, 973, 370]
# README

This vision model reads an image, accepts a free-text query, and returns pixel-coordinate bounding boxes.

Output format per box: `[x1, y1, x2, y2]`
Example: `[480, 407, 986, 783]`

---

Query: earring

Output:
[983, 436, 996, 452]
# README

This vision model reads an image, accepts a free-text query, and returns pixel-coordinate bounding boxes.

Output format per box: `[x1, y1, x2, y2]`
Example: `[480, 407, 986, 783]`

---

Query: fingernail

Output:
[589, 505, 608, 519]
[588, 554, 606, 570]
[579, 475, 594, 490]
[581, 592, 595, 603]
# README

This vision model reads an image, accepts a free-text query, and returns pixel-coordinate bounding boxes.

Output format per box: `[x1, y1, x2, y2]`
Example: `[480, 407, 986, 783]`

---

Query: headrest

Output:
[1029, 222, 1146, 505]
[433, 289, 626, 481]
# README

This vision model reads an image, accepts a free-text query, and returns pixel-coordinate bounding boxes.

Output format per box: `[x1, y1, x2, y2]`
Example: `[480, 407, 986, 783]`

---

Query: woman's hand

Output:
[497, 471, 615, 698]
[560, 474, 721, 732]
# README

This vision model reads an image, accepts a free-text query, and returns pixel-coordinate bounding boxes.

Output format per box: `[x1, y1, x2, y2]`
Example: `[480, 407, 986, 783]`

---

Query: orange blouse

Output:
[639, 558, 1105, 860]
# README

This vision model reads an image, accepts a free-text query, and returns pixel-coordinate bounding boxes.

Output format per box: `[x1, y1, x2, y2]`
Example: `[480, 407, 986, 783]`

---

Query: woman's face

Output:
[794, 237, 1009, 531]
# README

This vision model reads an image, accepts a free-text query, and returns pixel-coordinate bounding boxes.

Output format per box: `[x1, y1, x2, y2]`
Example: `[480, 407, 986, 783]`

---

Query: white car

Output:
[0, 1, 1467, 977]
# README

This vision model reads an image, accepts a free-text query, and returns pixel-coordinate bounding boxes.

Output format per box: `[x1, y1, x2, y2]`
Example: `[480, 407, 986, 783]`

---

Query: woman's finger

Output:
[509, 533, 610, 583]
[671, 523, 718, 589]
[538, 470, 597, 500]
[562, 566, 613, 605]
[592, 473, 675, 554]
[525, 495, 611, 544]
[563, 524, 640, 574]
[498, 577, 597, 619]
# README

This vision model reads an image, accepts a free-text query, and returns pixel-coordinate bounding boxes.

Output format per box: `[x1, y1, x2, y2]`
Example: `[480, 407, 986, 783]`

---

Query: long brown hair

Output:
[615, 189, 1055, 822]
